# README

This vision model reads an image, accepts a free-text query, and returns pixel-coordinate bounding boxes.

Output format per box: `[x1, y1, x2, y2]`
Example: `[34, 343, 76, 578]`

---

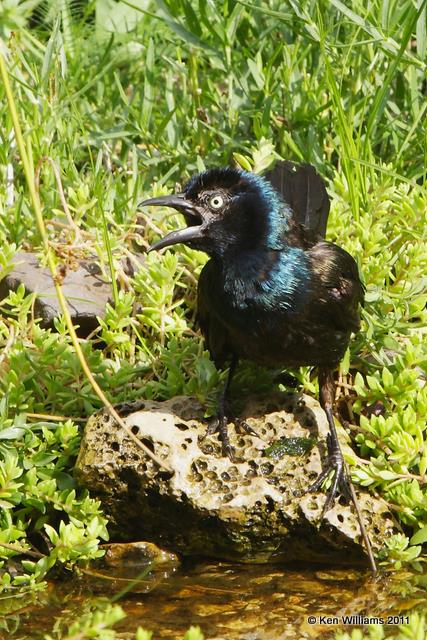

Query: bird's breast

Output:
[222, 247, 311, 311]
[200, 254, 350, 368]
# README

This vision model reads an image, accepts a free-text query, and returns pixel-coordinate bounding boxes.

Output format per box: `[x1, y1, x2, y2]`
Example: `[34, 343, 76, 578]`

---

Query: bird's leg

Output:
[308, 368, 350, 513]
[205, 355, 238, 459]
[205, 356, 257, 460]
[309, 368, 377, 573]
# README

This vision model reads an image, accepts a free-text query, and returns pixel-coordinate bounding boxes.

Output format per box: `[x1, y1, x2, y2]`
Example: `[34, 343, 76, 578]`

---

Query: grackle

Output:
[141, 162, 376, 570]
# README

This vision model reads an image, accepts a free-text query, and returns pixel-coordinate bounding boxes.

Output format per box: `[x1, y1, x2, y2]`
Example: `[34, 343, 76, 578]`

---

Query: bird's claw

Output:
[205, 416, 221, 437]
[306, 436, 351, 517]
[233, 417, 258, 437]
[206, 414, 237, 460]
[203, 414, 257, 462]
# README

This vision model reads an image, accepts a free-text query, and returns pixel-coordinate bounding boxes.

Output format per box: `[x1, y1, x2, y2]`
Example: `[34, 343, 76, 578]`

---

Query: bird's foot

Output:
[205, 413, 236, 460]
[204, 413, 258, 462]
[233, 416, 258, 437]
[305, 434, 351, 519]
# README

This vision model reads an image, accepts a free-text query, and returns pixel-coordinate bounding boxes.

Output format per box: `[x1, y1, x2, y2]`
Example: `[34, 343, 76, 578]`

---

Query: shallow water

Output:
[2, 560, 427, 639]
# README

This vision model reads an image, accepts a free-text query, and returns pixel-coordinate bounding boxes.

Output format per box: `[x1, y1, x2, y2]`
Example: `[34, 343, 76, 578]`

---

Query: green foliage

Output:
[183, 626, 204, 640]
[135, 629, 153, 640]
[44, 601, 126, 640]
[0, 0, 426, 597]
[39, 595, 203, 640]
[377, 533, 422, 570]
[0, 407, 107, 589]
[335, 612, 426, 640]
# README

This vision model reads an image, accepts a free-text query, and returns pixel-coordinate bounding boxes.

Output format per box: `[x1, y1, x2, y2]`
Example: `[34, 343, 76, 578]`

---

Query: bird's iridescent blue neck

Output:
[236, 171, 292, 251]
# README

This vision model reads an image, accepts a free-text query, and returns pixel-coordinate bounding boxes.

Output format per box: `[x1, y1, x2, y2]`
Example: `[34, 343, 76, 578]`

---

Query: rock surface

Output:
[75, 393, 398, 566]
[81, 541, 180, 594]
[0, 251, 111, 336]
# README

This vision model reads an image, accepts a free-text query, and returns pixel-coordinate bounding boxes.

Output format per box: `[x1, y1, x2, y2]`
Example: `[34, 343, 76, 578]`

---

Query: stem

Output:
[0, 541, 44, 559]
[345, 462, 378, 574]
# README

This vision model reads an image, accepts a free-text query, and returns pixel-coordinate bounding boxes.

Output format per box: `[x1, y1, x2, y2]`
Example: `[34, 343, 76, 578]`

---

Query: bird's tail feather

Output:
[264, 161, 330, 237]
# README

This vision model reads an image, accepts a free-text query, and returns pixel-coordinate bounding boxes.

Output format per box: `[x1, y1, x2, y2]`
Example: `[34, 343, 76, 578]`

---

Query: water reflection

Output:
[2, 559, 427, 639]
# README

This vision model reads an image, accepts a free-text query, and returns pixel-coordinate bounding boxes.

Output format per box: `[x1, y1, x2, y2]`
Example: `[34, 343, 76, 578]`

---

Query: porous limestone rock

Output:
[75, 393, 398, 565]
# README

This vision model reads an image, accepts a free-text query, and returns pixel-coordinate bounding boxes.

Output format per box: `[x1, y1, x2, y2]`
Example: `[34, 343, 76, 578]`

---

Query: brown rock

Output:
[82, 541, 180, 595]
[0, 251, 111, 336]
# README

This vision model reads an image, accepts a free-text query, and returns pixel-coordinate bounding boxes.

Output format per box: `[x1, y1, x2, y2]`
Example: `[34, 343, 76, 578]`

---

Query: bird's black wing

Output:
[264, 161, 330, 238]
[197, 259, 231, 368]
[308, 241, 365, 333]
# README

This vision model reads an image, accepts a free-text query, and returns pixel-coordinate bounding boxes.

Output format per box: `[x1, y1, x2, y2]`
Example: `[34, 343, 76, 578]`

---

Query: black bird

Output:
[141, 162, 368, 538]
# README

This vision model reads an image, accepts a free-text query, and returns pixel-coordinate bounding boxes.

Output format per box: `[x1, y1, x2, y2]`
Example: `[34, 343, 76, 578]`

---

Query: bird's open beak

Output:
[139, 194, 204, 252]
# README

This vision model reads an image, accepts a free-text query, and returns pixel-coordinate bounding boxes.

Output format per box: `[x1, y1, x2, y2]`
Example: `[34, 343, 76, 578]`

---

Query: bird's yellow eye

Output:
[209, 194, 224, 209]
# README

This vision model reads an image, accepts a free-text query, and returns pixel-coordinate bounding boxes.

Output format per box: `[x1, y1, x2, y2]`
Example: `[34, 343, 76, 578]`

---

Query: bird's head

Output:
[140, 168, 287, 257]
